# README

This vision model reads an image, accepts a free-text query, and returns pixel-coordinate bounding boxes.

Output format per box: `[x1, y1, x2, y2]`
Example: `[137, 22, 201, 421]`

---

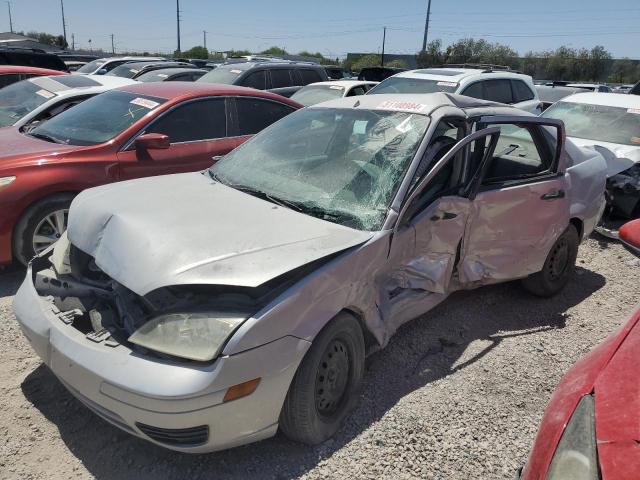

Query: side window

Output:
[483, 79, 514, 104]
[511, 80, 535, 102]
[405, 118, 466, 220]
[482, 124, 552, 183]
[299, 69, 323, 85]
[270, 69, 293, 88]
[346, 86, 366, 97]
[236, 97, 295, 135]
[0, 74, 20, 88]
[240, 70, 266, 90]
[104, 61, 126, 72]
[146, 98, 226, 143]
[461, 82, 483, 99]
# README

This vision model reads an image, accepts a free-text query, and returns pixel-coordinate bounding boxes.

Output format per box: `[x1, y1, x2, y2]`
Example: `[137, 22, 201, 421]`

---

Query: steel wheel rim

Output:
[547, 237, 570, 280]
[32, 208, 68, 254]
[315, 338, 350, 416]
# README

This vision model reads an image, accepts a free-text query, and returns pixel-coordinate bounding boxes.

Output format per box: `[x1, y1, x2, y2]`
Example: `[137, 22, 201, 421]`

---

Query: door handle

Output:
[430, 212, 458, 221]
[541, 189, 565, 200]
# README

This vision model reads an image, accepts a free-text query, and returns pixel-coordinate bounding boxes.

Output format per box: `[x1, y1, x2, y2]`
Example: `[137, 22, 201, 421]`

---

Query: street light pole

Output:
[421, 0, 432, 52]
[176, 0, 181, 53]
[381, 27, 386, 67]
[60, 0, 67, 47]
[7, 2, 13, 33]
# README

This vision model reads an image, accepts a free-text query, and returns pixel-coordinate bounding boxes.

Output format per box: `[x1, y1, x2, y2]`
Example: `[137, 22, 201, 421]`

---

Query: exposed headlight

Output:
[128, 311, 250, 362]
[546, 395, 600, 480]
[0, 176, 16, 192]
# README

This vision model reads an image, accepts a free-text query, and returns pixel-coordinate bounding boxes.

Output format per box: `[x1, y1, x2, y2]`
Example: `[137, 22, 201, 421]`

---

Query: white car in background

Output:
[543, 92, 640, 230]
[0, 75, 138, 131]
[367, 66, 542, 114]
[565, 83, 613, 93]
[290, 80, 378, 106]
[74, 56, 165, 75]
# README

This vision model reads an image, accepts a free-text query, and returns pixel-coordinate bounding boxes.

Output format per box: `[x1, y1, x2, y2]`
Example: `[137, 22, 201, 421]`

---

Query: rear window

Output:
[76, 59, 105, 73]
[271, 69, 293, 88]
[299, 69, 324, 85]
[368, 77, 458, 95]
[198, 66, 245, 84]
[512, 80, 535, 102]
[483, 79, 513, 104]
[291, 85, 345, 106]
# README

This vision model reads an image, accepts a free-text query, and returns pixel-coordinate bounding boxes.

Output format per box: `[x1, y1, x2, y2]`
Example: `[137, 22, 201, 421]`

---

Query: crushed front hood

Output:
[569, 137, 640, 177]
[67, 172, 373, 295]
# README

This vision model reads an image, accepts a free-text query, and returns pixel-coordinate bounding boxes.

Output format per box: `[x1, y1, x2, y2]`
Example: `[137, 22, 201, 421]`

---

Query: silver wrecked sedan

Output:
[14, 93, 607, 452]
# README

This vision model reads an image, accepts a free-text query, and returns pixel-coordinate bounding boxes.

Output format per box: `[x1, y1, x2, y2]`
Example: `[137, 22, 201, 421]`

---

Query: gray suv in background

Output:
[197, 61, 328, 97]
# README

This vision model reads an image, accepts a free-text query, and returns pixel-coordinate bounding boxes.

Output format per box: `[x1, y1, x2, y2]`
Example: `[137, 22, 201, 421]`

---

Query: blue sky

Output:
[4, 0, 640, 58]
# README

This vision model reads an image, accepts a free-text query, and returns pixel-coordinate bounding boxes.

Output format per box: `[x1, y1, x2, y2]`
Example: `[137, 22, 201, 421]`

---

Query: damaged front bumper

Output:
[13, 264, 310, 453]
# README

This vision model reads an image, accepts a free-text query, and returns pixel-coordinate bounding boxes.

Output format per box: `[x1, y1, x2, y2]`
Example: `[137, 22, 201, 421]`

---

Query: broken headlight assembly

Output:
[128, 311, 250, 362]
[546, 395, 600, 480]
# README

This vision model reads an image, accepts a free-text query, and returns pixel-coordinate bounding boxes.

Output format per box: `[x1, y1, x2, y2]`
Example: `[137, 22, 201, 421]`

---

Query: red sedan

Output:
[619, 219, 640, 256]
[519, 307, 640, 479]
[0, 65, 66, 89]
[0, 82, 301, 265]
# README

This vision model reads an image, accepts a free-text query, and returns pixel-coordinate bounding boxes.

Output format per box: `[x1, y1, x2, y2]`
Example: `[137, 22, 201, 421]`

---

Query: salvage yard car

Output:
[14, 93, 608, 452]
[0, 74, 136, 130]
[0, 82, 300, 266]
[542, 92, 640, 231]
[367, 66, 543, 114]
[518, 307, 640, 480]
[0, 65, 66, 89]
[290, 80, 377, 106]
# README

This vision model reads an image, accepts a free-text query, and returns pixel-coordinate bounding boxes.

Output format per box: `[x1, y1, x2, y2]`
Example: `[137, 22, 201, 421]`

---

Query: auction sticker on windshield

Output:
[35, 89, 55, 99]
[130, 97, 160, 109]
[376, 100, 427, 113]
[437, 81, 458, 87]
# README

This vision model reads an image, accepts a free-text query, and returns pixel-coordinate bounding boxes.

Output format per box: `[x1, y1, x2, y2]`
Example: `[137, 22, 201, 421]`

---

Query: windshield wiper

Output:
[227, 183, 304, 212]
[28, 131, 64, 144]
[289, 203, 363, 227]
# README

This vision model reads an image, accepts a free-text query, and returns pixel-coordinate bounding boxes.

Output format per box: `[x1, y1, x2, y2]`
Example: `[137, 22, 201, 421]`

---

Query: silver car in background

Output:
[14, 93, 607, 452]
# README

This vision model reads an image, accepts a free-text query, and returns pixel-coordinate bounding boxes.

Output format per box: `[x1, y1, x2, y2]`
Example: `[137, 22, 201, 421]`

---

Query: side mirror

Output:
[135, 133, 170, 150]
[96, 69, 108, 75]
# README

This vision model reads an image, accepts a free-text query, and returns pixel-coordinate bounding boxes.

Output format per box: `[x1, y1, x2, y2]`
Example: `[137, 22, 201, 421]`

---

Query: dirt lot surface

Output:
[1, 237, 639, 480]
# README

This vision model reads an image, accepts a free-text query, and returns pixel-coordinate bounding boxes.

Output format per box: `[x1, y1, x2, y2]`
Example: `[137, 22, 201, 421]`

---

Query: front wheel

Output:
[279, 312, 365, 445]
[521, 224, 579, 297]
[13, 194, 74, 266]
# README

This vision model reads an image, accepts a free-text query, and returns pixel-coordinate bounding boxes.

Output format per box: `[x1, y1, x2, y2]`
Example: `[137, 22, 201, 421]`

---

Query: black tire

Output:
[13, 193, 74, 266]
[521, 224, 579, 297]
[280, 312, 365, 445]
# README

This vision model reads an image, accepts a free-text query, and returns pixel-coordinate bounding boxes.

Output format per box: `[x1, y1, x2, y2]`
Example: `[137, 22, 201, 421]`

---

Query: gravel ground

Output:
[1, 237, 639, 480]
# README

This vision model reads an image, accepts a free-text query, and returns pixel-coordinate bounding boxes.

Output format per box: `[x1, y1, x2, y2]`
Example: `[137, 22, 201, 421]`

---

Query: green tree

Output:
[181, 46, 209, 59]
[260, 46, 288, 56]
[226, 49, 252, 57]
[417, 39, 444, 68]
[386, 59, 408, 69]
[21, 30, 68, 49]
[352, 54, 381, 71]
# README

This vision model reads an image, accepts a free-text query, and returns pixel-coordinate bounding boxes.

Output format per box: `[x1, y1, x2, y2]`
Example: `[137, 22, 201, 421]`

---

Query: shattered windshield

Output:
[211, 107, 429, 231]
[544, 101, 640, 146]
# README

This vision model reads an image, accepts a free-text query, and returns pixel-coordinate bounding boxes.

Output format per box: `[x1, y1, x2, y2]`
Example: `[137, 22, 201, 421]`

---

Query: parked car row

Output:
[1, 53, 638, 480]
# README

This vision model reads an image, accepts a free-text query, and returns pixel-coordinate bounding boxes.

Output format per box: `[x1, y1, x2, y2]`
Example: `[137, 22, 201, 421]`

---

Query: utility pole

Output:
[110, 34, 115, 54]
[60, 0, 67, 47]
[203, 30, 207, 49]
[6, 1, 13, 33]
[176, 0, 181, 53]
[381, 27, 386, 67]
[421, 0, 432, 52]
[71, 33, 75, 50]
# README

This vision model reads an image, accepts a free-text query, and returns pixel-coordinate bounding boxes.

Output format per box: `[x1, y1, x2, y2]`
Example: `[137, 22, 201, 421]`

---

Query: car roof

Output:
[0, 65, 66, 75]
[139, 67, 205, 76]
[27, 74, 137, 96]
[97, 56, 165, 62]
[115, 81, 302, 105]
[309, 92, 502, 114]
[558, 92, 640, 108]
[307, 80, 377, 88]
[394, 68, 529, 82]
[216, 61, 322, 71]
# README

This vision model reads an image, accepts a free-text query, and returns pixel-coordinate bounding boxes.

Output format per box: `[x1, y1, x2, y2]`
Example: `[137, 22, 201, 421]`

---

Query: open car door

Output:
[458, 115, 570, 285]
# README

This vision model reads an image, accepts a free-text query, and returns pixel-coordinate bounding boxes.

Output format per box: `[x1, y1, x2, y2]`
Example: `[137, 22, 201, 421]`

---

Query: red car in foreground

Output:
[519, 307, 640, 479]
[0, 65, 66, 89]
[0, 82, 301, 265]
[619, 219, 640, 256]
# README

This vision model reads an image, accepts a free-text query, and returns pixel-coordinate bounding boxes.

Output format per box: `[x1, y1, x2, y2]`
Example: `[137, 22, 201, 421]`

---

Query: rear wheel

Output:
[521, 224, 579, 297]
[13, 194, 74, 266]
[280, 312, 365, 444]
